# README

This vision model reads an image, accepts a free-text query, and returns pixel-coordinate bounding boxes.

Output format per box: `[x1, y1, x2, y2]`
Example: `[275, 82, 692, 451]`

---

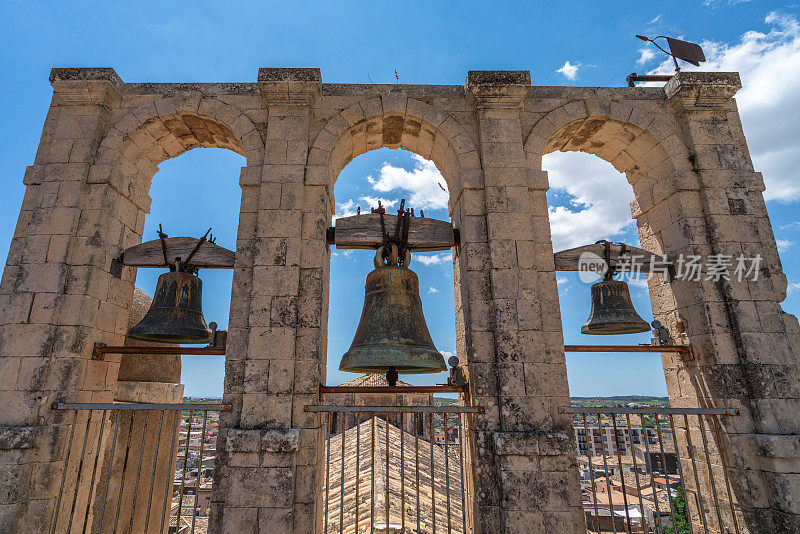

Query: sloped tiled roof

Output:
[325, 417, 464, 533]
[338, 374, 414, 388]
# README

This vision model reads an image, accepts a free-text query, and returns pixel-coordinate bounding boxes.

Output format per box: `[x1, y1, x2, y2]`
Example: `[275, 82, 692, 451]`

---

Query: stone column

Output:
[0, 68, 135, 533]
[639, 72, 800, 532]
[454, 71, 584, 533]
[210, 68, 328, 534]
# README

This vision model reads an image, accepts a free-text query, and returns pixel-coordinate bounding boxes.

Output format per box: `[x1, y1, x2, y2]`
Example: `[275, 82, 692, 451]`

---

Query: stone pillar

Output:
[210, 68, 328, 534]
[0, 68, 135, 533]
[639, 72, 800, 532]
[90, 287, 184, 533]
[454, 71, 584, 533]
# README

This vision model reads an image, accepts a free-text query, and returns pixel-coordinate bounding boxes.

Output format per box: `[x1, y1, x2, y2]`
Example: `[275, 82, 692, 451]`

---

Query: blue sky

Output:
[2, 2, 800, 397]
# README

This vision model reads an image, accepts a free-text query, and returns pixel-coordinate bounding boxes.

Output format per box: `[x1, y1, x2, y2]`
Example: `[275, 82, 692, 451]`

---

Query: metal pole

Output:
[640, 414, 662, 534]
[597, 414, 617, 534]
[176, 410, 194, 530]
[127, 410, 149, 533]
[144, 410, 165, 533]
[50, 409, 78, 534]
[371, 414, 375, 534]
[430, 412, 436, 534]
[583, 414, 601, 534]
[697, 415, 724, 531]
[667, 415, 694, 534]
[160, 410, 181, 534]
[67, 409, 94, 533]
[400, 412, 405, 533]
[655, 415, 677, 532]
[325, 412, 330, 534]
[340, 414, 346, 534]
[385, 411, 390, 531]
[611, 413, 632, 533]
[98, 410, 121, 532]
[444, 413, 452, 534]
[190, 410, 208, 533]
[624, 414, 647, 534]
[80, 409, 108, 534]
[711, 415, 741, 534]
[415, 414, 421, 534]
[683, 414, 709, 534]
[113, 414, 137, 534]
[356, 413, 361, 532]
[458, 413, 466, 534]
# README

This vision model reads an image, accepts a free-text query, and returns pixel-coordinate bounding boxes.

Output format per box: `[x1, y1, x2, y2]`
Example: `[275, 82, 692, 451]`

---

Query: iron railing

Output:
[559, 406, 740, 534]
[305, 404, 483, 534]
[50, 402, 229, 534]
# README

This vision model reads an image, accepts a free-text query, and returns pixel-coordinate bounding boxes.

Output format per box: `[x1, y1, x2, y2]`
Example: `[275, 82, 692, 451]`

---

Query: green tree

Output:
[662, 487, 691, 534]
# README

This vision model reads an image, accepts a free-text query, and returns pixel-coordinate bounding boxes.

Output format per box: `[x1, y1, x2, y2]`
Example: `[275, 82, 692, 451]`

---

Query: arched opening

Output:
[328, 147, 455, 387]
[135, 147, 245, 398]
[81, 102, 258, 533]
[317, 101, 477, 532]
[543, 150, 669, 400]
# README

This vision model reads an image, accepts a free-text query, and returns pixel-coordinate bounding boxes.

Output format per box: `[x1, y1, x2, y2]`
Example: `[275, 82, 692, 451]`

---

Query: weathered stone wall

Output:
[0, 67, 797, 533]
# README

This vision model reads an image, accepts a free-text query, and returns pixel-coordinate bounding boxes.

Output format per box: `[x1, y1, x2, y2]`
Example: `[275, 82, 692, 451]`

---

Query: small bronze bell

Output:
[581, 276, 650, 335]
[339, 246, 446, 376]
[127, 271, 211, 344]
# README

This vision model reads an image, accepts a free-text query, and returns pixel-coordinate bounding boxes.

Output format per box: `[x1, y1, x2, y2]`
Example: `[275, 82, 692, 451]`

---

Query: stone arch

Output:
[90, 94, 263, 213]
[96, 94, 263, 173]
[307, 95, 481, 206]
[524, 99, 689, 186]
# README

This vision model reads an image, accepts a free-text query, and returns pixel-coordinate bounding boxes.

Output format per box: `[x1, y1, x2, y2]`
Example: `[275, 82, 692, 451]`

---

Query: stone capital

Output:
[665, 71, 741, 112]
[49, 67, 123, 109]
[258, 67, 322, 106]
[465, 70, 530, 109]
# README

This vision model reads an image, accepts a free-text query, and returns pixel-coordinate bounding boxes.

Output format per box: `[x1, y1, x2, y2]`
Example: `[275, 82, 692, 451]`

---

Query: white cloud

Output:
[636, 48, 656, 66]
[648, 14, 663, 24]
[650, 12, 800, 202]
[787, 281, 800, 294]
[334, 196, 397, 221]
[703, 0, 752, 6]
[427, 287, 438, 294]
[780, 222, 800, 230]
[556, 277, 568, 285]
[359, 196, 397, 211]
[543, 152, 637, 251]
[414, 252, 452, 266]
[556, 61, 580, 80]
[333, 199, 358, 221]
[776, 239, 793, 252]
[367, 155, 449, 210]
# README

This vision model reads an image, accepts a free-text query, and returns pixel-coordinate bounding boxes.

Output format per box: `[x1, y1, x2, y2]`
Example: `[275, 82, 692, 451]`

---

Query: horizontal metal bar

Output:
[305, 404, 484, 414]
[320, 384, 467, 395]
[626, 73, 674, 87]
[564, 344, 689, 353]
[559, 406, 738, 415]
[93, 344, 225, 358]
[51, 402, 231, 411]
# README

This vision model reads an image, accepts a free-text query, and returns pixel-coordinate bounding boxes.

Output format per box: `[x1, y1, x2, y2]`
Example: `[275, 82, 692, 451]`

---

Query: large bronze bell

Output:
[339, 247, 446, 375]
[127, 271, 211, 344]
[581, 277, 650, 335]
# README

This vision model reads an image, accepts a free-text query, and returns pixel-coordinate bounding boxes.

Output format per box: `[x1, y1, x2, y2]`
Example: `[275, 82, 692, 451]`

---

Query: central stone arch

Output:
[308, 95, 482, 207]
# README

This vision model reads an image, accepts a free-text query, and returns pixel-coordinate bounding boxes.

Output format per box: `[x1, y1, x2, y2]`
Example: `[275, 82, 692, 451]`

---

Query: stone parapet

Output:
[466, 70, 530, 108]
[665, 71, 742, 111]
[258, 67, 322, 105]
